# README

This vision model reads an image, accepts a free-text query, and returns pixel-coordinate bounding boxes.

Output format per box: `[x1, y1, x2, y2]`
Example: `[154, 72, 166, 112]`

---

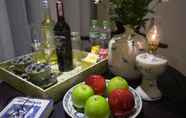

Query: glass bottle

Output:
[89, 20, 100, 48]
[54, 0, 73, 72]
[32, 39, 46, 64]
[71, 32, 82, 50]
[102, 20, 111, 40]
[41, 0, 57, 65]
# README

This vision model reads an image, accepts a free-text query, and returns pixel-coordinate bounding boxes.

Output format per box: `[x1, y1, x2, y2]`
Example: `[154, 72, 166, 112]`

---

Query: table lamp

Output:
[136, 17, 168, 101]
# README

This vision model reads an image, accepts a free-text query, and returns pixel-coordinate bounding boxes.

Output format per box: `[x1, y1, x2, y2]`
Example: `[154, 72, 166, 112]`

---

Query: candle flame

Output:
[147, 24, 160, 44]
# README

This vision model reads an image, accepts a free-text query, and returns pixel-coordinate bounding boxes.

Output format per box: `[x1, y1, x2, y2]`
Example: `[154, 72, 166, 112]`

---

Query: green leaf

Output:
[109, 0, 156, 30]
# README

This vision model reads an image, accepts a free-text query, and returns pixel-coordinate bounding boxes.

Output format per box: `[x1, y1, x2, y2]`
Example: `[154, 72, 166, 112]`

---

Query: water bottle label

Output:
[100, 33, 107, 39]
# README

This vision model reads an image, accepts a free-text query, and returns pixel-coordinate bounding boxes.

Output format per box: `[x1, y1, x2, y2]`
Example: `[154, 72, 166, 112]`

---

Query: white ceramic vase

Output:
[108, 26, 146, 79]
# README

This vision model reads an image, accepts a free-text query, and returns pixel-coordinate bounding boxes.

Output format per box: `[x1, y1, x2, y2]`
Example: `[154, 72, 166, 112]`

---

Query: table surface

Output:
[0, 66, 186, 118]
[0, 40, 186, 118]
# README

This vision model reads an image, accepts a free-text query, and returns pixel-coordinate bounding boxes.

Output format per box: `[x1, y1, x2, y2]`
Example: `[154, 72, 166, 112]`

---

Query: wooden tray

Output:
[0, 50, 107, 102]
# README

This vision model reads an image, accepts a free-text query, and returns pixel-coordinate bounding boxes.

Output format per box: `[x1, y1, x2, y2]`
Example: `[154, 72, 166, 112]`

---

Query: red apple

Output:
[108, 88, 135, 118]
[85, 75, 106, 95]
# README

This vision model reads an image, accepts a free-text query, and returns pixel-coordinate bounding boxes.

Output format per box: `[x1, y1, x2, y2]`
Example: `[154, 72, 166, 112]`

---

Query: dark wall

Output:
[158, 0, 186, 75]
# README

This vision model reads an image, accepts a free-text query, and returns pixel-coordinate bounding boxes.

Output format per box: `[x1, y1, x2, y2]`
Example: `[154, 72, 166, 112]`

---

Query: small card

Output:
[0, 97, 53, 118]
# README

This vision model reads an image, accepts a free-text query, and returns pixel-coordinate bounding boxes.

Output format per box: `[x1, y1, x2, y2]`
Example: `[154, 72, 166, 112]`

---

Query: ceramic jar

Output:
[108, 26, 146, 80]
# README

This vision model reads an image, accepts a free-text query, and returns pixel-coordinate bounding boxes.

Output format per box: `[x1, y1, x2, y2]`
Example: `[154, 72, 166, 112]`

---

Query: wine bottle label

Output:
[55, 35, 73, 71]
[89, 32, 99, 38]
[55, 35, 66, 47]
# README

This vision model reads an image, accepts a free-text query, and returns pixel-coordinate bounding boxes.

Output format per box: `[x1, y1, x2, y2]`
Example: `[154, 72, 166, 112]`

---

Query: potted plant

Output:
[95, 0, 166, 80]
[95, 0, 165, 34]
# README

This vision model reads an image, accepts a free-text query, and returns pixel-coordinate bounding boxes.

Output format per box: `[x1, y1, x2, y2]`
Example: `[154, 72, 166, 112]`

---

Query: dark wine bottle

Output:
[54, 0, 73, 72]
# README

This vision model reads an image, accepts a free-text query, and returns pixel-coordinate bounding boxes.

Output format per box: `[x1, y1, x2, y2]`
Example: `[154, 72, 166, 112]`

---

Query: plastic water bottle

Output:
[103, 20, 111, 40]
[71, 32, 82, 50]
[100, 20, 111, 48]
[89, 20, 100, 47]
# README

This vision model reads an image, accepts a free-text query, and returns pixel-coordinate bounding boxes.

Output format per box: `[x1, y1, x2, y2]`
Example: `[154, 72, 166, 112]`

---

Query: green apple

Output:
[72, 84, 94, 108]
[84, 95, 110, 118]
[107, 76, 128, 95]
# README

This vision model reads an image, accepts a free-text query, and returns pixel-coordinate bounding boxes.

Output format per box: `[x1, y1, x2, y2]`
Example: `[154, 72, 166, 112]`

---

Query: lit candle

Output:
[147, 17, 160, 54]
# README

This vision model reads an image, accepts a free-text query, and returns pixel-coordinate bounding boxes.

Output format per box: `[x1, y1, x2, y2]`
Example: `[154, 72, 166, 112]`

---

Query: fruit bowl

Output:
[63, 80, 142, 118]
